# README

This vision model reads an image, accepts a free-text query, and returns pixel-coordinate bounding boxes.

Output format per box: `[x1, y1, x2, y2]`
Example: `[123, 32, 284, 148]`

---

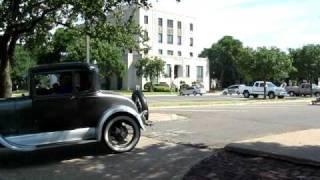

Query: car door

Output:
[32, 71, 78, 133]
[253, 83, 263, 94]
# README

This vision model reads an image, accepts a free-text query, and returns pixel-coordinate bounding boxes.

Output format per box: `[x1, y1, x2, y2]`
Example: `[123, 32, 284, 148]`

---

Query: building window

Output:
[178, 36, 182, 45]
[159, 49, 163, 55]
[167, 19, 173, 28]
[177, 21, 182, 29]
[144, 15, 148, 24]
[190, 52, 193, 57]
[196, 66, 203, 82]
[190, 38, 193, 46]
[158, 18, 163, 26]
[144, 31, 149, 39]
[158, 33, 163, 43]
[178, 51, 182, 56]
[144, 48, 149, 55]
[167, 50, 174, 56]
[190, 23, 194, 31]
[186, 65, 190, 77]
[166, 64, 172, 78]
[167, 34, 173, 44]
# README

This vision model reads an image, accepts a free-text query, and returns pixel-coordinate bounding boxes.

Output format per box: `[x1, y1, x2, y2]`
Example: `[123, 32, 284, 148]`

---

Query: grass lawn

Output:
[112, 90, 178, 96]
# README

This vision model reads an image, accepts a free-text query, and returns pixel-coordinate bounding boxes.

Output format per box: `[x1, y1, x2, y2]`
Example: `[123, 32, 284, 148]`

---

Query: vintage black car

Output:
[0, 62, 149, 153]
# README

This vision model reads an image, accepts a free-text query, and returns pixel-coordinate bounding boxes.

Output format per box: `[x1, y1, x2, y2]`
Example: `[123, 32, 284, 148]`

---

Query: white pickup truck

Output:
[239, 81, 287, 99]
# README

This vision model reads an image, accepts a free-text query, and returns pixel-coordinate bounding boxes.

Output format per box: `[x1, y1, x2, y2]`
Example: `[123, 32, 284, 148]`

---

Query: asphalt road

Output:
[1, 101, 319, 180]
[146, 103, 320, 148]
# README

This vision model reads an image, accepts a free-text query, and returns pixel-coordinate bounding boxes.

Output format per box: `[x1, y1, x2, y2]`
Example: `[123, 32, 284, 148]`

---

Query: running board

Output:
[0, 128, 97, 151]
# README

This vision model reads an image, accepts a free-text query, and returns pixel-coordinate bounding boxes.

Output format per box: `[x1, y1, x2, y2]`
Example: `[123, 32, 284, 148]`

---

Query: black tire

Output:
[289, 91, 295, 96]
[102, 116, 140, 153]
[253, 94, 258, 98]
[243, 91, 250, 98]
[268, 92, 275, 99]
[132, 90, 149, 120]
[315, 92, 320, 97]
[278, 96, 284, 99]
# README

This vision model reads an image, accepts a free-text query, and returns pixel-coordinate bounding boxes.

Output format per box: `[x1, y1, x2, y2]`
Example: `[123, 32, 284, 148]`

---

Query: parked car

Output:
[238, 81, 287, 99]
[285, 83, 320, 97]
[180, 86, 206, 96]
[222, 84, 245, 95]
[0, 62, 149, 153]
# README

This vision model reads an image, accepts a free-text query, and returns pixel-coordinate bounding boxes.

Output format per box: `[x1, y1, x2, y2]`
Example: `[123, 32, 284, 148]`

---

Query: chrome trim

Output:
[0, 135, 36, 151]
[97, 105, 146, 141]
[0, 128, 96, 151]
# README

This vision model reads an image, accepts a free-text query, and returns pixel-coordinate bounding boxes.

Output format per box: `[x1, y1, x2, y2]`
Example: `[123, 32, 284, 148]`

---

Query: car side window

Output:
[255, 83, 259, 87]
[259, 83, 265, 87]
[74, 71, 93, 93]
[34, 72, 73, 96]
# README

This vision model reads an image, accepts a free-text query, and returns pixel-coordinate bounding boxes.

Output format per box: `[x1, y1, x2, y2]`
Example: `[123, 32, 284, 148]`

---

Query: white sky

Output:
[157, 0, 320, 51]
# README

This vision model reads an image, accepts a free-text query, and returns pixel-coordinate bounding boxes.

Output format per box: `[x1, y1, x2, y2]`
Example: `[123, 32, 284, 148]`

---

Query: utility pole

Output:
[86, 35, 90, 63]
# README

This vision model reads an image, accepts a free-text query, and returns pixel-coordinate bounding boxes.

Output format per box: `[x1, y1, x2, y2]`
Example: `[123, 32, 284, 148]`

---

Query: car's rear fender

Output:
[97, 105, 146, 141]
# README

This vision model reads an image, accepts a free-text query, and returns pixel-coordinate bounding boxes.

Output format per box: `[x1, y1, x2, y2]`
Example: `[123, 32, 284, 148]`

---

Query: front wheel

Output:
[102, 116, 140, 153]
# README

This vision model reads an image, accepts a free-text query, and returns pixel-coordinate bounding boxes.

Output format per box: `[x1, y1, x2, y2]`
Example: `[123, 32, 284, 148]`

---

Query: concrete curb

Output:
[225, 143, 320, 167]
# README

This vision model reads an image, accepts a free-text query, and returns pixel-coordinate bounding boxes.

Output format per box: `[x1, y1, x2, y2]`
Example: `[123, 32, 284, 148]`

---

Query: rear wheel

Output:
[102, 116, 140, 153]
[243, 91, 250, 98]
[268, 92, 275, 99]
[315, 92, 320, 97]
[289, 91, 295, 96]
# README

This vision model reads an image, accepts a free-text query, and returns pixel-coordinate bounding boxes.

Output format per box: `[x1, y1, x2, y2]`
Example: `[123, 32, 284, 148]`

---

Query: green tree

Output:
[12, 46, 36, 88]
[135, 56, 165, 91]
[66, 37, 124, 89]
[0, 0, 149, 98]
[289, 45, 320, 83]
[200, 36, 244, 88]
[237, 47, 294, 99]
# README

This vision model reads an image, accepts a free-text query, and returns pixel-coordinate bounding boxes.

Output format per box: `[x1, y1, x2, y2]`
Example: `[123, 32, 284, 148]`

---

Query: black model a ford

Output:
[0, 62, 149, 153]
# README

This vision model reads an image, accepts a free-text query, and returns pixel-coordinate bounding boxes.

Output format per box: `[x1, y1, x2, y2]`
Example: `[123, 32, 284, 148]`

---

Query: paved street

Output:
[1, 100, 320, 179]
[146, 102, 320, 148]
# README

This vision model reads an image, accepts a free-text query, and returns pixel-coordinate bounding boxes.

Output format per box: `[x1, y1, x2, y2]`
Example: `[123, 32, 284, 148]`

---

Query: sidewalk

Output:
[225, 129, 320, 166]
[184, 129, 320, 179]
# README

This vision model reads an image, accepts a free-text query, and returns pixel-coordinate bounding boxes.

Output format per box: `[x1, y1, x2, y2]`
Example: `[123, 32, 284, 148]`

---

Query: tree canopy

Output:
[135, 56, 165, 91]
[0, 0, 150, 97]
[200, 36, 244, 88]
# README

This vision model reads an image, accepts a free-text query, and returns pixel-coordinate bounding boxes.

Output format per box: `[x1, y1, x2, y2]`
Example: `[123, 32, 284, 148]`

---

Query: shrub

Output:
[159, 82, 169, 87]
[144, 82, 153, 91]
[153, 85, 171, 92]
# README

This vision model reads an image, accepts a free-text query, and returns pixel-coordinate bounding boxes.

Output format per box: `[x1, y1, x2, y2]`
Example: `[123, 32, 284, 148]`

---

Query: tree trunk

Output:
[0, 58, 12, 98]
[0, 38, 13, 98]
[219, 69, 225, 88]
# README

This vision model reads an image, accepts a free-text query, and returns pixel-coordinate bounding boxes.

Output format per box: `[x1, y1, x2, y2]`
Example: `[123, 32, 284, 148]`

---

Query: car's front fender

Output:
[97, 105, 146, 141]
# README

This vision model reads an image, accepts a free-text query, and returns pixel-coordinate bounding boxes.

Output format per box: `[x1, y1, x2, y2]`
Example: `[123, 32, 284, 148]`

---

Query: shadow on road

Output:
[0, 138, 211, 180]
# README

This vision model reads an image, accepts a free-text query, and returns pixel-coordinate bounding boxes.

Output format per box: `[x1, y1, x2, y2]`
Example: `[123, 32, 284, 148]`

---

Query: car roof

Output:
[30, 62, 97, 74]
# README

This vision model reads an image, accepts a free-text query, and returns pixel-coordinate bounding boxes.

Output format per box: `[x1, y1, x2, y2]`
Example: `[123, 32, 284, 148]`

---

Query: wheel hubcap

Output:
[109, 121, 134, 146]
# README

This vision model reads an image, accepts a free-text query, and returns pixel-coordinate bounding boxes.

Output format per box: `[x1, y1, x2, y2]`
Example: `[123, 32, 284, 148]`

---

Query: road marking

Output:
[160, 109, 248, 112]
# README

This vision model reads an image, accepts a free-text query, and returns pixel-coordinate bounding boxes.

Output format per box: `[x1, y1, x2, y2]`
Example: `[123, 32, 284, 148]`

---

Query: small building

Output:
[111, 0, 210, 91]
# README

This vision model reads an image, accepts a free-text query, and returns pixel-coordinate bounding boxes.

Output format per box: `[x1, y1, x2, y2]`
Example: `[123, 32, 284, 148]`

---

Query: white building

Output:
[111, 0, 210, 91]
